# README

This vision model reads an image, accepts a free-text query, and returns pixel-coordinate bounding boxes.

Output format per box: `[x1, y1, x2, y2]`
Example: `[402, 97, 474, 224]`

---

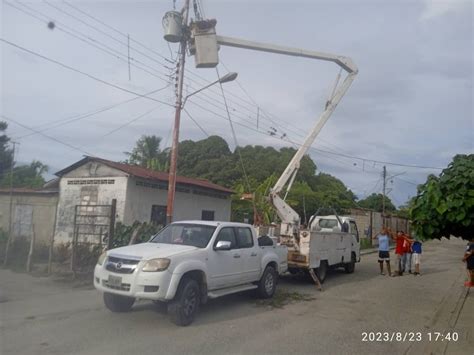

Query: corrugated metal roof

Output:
[55, 156, 234, 194]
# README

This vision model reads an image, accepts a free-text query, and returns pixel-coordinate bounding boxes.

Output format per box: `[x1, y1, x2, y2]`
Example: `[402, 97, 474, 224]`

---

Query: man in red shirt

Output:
[393, 231, 406, 276]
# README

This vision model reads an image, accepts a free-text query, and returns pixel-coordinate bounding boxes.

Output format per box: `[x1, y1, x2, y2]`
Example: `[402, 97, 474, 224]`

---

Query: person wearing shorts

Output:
[411, 239, 422, 275]
[373, 227, 391, 276]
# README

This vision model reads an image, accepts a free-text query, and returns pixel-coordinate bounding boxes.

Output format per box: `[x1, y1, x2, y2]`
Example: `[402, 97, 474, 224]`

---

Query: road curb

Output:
[405, 272, 470, 355]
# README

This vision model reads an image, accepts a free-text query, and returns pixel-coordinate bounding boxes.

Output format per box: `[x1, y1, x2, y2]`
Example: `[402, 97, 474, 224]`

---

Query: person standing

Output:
[411, 238, 422, 275]
[402, 232, 413, 273]
[462, 238, 474, 287]
[373, 227, 391, 276]
[393, 231, 406, 276]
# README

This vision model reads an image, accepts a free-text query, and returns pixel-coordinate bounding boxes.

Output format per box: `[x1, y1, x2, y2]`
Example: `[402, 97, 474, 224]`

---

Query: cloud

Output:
[420, 0, 469, 21]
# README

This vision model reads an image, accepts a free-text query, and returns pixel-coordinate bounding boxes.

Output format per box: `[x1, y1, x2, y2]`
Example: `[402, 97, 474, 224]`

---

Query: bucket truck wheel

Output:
[103, 293, 135, 312]
[168, 278, 200, 326]
[314, 261, 328, 283]
[344, 253, 356, 274]
[257, 266, 277, 299]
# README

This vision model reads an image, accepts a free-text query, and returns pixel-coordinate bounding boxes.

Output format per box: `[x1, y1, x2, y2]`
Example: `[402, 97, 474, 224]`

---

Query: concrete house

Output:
[54, 156, 233, 244]
[0, 186, 58, 245]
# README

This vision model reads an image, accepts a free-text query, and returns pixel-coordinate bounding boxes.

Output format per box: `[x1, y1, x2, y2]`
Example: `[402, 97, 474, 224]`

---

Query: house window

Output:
[201, 210, 215, 221]
[151, 205, 167, 226]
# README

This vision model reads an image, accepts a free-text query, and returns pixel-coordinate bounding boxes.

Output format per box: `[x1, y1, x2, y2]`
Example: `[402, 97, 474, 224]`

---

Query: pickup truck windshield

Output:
[150, 224, 216, 248]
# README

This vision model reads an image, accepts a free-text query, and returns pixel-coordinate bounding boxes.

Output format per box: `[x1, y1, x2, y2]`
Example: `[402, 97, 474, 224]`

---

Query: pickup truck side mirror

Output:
[214, 240, 232, 251]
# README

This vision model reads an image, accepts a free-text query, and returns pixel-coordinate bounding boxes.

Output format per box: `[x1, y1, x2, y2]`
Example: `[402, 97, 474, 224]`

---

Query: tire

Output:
[257, 266, 277, 299]
[314, 260, 328, 283]
[168, 278, 200, 326]
[344, 253, 356, 274]
[103, 292, 135, 312]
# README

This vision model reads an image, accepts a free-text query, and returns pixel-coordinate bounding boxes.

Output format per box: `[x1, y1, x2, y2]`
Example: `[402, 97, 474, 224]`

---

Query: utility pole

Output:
[4, 141, 17, 266]
[166, 0, 190, 225]
[382, 165, 387, 226]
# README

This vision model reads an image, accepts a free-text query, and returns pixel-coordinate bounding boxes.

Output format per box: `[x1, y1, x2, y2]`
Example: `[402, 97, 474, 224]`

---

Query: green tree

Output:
[125, 135, 169, 171]
[358, 193, 396, 213]
[0, 122, 13, 176]
[410, 154, 474, 240]
[0, 160, 48, 188]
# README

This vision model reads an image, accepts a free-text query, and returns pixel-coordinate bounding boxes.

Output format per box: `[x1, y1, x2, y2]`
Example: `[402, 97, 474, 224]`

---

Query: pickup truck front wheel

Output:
[168, 278, 200, 326]
[103, 293, 135, 312]
[257, 266, 277, 299]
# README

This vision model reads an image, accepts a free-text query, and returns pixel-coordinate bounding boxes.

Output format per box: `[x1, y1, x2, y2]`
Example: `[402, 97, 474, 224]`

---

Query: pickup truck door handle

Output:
[233, 254, 241, 258]
[250, 252, 258, 257]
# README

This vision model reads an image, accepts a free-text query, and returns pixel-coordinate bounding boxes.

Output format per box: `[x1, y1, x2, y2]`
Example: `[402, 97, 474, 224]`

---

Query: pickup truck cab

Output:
[94, 221, 287, 326]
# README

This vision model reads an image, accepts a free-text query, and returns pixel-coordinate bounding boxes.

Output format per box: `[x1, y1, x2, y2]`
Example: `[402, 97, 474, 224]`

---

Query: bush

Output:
[112, 221, 163, 248]
[54, 242, 71, 263]
[360, 238, 372, 250]
[74, 243, 102, 272]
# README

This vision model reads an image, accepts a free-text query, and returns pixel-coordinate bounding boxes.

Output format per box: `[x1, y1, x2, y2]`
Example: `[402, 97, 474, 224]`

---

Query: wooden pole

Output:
[26, 224, 35, 273]
[3, 141, 17, 266]
[108, 199, 117, 250]
[47, 204, 58, 274]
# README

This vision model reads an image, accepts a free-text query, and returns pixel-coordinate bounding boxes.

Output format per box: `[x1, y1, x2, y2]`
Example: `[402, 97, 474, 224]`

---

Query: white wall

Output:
[125, 177, 231, 224]
[54, 164, 128, 244]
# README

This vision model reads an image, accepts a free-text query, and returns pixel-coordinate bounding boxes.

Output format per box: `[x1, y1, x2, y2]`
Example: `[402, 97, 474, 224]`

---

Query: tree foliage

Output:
[125, 135, 169, 171]
[0, 122, 13, 176]
[410, 154, 474, 240]
[125, 135, 360, 223]
[0, 160, 48, 188]
[358, 193, 396, 213]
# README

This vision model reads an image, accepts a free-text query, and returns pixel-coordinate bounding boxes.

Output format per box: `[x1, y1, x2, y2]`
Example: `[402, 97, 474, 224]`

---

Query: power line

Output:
[216, 67, 252, 193]
[183, 108, 210, 138]
[14, 85, 171, 140]
[2, 114, 93, 156]
[8, 1, 174, 84]
[1, 38, 175, 107]
[44, 1, 177, 71]
[6, 3, 444, 173]
[94, 105, 164, 140]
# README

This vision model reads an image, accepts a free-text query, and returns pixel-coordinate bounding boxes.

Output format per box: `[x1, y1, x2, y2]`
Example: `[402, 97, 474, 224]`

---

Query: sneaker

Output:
[380, 272, 385, 276]
[464, 281, 473, 287]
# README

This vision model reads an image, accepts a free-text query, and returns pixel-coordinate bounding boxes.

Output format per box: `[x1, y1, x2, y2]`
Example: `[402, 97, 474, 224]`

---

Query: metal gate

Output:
[71, 199, 116, 272]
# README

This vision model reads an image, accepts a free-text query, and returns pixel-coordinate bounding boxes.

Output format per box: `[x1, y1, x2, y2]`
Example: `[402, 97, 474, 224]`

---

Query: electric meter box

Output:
[191, 20, 219, 68]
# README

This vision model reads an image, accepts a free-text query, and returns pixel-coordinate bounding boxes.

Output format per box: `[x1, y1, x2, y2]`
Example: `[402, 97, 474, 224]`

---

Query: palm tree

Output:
[125, 135, 169, 171]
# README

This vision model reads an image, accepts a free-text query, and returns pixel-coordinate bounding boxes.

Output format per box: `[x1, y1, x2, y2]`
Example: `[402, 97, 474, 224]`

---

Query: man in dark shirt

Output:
[463, 238, 474, 287]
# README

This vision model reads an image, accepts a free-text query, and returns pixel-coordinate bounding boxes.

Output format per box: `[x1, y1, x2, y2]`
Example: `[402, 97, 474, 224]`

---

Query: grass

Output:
[256, 289, 315, 308]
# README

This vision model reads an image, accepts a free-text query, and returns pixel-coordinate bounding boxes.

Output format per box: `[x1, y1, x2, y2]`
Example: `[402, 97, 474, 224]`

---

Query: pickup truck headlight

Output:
[97, 252, 107, 266]
[142, 258, 170, 272]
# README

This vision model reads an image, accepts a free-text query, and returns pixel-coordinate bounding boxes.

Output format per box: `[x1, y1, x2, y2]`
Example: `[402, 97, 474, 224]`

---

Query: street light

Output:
[166, 71, 238, 224]
[181, 72, 238, 108]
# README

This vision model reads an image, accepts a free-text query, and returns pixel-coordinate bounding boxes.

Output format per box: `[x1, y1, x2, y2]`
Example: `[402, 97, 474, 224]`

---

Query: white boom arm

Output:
[215, 35, 358, 233]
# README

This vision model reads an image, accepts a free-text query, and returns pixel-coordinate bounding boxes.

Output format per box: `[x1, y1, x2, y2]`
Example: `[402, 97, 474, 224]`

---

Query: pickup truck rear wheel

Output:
[314, 260, 328, 283]
[168, 278, 200, 326]
[257, 266, 277, 299]
[103, 293, 135, 312]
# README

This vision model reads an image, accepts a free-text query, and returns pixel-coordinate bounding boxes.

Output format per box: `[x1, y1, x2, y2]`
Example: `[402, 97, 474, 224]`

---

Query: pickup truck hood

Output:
[107, 243, 198, 260]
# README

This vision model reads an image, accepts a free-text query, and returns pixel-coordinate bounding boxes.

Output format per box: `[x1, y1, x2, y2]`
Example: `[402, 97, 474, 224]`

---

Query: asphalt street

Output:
[1, 238, 472, 355]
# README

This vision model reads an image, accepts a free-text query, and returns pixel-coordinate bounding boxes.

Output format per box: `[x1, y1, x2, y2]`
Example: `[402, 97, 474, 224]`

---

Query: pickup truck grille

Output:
[102, 280, 131, 292]
[105, 256, 140, 274]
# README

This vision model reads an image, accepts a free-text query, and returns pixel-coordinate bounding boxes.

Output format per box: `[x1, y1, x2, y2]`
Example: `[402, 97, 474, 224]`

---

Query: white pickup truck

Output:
[94, 221, 287, 326]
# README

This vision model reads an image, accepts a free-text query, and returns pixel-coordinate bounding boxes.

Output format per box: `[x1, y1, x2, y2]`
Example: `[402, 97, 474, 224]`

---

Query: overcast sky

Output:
[1, 0, 473, 207]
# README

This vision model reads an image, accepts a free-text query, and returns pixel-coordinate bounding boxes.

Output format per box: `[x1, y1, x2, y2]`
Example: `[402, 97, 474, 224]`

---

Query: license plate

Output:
[108, 275, 122, 287]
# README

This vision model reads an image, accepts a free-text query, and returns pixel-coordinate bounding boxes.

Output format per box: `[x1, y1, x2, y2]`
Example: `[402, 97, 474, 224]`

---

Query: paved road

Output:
[1, 238, 472, 355]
